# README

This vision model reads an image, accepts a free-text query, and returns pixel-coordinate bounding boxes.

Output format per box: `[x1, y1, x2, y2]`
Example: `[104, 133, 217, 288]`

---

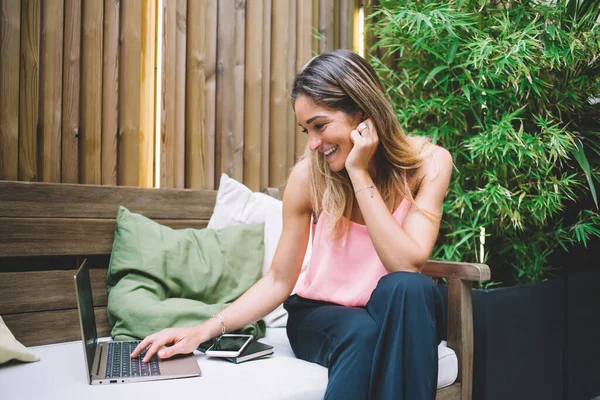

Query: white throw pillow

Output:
[0, 316, 40, 364]
[208, 174, 312, 327]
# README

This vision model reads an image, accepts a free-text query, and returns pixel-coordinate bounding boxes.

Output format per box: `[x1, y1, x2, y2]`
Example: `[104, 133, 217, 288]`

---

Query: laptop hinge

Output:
[91, 343, 103, 377]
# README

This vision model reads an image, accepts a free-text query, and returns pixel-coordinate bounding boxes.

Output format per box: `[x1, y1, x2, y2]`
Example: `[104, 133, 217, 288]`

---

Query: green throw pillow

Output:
[107, 206, 266, 340]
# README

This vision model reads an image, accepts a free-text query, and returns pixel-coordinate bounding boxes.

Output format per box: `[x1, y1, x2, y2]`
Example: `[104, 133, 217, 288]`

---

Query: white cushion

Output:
[0, 316, 40, 364]
[0, 328, 457, 399]
[437, 340, 458, 389]
[208, 174, 312, 327]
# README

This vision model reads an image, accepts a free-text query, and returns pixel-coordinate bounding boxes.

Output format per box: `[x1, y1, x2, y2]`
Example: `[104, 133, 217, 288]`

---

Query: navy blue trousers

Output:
[284, 272, 445, 400]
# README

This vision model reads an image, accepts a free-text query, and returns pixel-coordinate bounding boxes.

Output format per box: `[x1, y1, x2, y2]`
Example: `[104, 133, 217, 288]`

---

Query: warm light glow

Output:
[358, 6, 365, 57]
[154, 1, 163, 188]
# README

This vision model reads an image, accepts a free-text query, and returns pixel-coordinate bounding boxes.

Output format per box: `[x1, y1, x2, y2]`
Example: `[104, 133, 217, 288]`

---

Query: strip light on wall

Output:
[358, 5, 365, 58]
[154, 1, 163, 188]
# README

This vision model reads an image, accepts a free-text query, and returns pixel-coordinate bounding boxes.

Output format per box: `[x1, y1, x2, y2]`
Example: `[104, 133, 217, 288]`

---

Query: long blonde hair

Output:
[291, 50, 430, 237]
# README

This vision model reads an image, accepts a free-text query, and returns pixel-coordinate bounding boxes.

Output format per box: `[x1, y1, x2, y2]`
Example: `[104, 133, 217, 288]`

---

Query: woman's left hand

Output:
[346, 118, 379, 174]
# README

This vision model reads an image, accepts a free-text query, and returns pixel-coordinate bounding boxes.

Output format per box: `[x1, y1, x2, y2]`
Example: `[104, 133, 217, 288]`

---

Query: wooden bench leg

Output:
[447, 278, 473, 400]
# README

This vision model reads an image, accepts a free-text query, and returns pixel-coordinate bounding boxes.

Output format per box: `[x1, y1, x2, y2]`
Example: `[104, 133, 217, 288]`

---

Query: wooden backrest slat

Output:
[0, 269, 108, 314]
[3, 307, 111, 347]
[0, 181, 217, 219]
[0, 218, 208, 257]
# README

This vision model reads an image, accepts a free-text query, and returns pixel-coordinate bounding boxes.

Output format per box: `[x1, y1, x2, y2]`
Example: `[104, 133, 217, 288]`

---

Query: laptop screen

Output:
[74, 262, 98, 377]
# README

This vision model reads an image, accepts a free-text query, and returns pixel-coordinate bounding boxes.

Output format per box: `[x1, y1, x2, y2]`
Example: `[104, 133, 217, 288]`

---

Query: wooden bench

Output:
[0, 180, 490, 400]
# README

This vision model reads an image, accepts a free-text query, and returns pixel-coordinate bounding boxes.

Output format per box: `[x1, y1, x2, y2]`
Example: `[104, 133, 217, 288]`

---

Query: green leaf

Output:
[424, 65, 449, 85]
[462, 85, 471, 102]
[447, 39, 459, 64]
[572, 140, 599, 209]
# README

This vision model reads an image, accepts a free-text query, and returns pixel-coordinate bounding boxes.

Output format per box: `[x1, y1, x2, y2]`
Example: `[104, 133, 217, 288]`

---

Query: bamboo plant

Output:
[370, 0, 600, 285]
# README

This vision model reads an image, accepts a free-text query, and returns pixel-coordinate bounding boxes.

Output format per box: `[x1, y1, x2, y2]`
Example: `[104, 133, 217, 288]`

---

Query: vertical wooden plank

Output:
[319, 0, 335, 53]
[39, 0, 64, 183]
[339, 0, 354, 50]
[339, 0, 348, 49]
[0, 0, 20, 180]
[244, 0, 263, 192]
[286, 0, 296, 174]
[102, 0, 120, 186]
[204, 0, 217, 189]
[215, 0, 234, 182]
[139, 0, 154, 188]
[232, 0, 245, 182]
[269, 0, 288, 189]
[118, 0, 141, 187]
[160, 0, 176, 188]
[260, 0, 271, 190]
[18, 0, 40, 182]
[61, 0, 81, 183]
[174, 0, 186, 188]
[185, 0, 206, 189]
[80, 0, 103, 184]
[333, 0, 340, 49]
[311, 0, 319, 55]
[295, 0, 312, 161]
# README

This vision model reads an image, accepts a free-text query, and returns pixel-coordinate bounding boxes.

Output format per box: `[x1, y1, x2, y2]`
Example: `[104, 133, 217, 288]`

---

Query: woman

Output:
[132, 49, 452, 399]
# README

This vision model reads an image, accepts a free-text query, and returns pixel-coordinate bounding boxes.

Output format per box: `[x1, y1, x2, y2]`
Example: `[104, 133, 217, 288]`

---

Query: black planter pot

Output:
[566, 269, 600, 400]
[439, 279, 565, 400]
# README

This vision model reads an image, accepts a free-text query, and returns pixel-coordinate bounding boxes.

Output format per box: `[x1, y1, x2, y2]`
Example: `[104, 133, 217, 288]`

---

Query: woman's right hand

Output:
[130, 326, 206, 362]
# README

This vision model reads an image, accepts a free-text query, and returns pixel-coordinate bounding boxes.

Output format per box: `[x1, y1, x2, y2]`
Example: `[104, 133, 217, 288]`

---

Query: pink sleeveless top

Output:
[295, 199, 411, 307]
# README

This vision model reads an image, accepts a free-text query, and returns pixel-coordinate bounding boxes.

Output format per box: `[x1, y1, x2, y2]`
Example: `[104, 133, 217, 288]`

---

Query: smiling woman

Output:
[133, 49, 453, 400]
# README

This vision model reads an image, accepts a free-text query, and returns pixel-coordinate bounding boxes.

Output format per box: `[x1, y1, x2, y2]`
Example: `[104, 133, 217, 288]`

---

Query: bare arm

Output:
[347, 122, 453, 272]
[132, 160, 313, 361]
[201, 161, 313, 335]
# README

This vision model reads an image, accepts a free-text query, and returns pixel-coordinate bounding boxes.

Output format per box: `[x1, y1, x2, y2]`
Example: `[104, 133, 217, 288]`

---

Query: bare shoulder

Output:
[283, 158, 313, 216]
[405, 138, 452, 198]
[421, 143, 453, 182]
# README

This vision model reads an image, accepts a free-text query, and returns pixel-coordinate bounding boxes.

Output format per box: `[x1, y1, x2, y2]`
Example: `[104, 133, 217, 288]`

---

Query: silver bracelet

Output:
[211, 314, 226, 342]
[355, 183, 375, 198]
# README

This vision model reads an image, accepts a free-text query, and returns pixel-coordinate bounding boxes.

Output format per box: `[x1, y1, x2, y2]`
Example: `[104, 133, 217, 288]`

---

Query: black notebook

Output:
[198, 339, 274, 364]
[225, 340, 274, 364]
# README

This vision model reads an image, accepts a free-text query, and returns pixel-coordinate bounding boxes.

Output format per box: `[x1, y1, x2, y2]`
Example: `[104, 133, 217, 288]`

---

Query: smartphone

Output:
[205, 334, 253, 358]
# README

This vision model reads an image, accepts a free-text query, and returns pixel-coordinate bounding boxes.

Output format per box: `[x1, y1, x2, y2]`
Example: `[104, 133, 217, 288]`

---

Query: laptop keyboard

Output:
[105, 341, 161, 378]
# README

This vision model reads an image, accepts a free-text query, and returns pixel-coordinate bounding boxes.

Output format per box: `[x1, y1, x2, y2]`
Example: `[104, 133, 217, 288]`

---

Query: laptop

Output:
[74, 260, 202, 385]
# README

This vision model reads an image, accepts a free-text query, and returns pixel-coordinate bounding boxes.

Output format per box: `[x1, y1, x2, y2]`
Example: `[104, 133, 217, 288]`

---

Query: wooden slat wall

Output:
[61, 0, 81, 184]
[233, 0, 246, 183]
[287, 0, 297, 173]
[260, 0, 272, 191]
[244, 0, 264, 191]
[0, 1, 360, 191]
[0, 1, 20, 181]
[160, 0, 177, 188]
[81, 0, 103, 185]
[269, 0, 289, 189]
[39, 0, 64, 184]
[18, 0, 40, 183]
[216, 0, 235, 183]
[185, 0, 207, 189]
[119, 1, 142, 187]
[102, 0, 120, 186]
[295, 0, 313, 161]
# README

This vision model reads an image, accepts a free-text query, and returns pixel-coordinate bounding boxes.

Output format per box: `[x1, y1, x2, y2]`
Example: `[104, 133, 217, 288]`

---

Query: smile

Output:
[324, 145, 339, 157]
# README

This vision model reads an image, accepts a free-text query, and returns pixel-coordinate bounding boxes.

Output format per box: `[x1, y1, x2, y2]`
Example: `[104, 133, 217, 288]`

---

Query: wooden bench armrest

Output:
[420, 260, 490, 400]
[422, 260, 491, 282]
